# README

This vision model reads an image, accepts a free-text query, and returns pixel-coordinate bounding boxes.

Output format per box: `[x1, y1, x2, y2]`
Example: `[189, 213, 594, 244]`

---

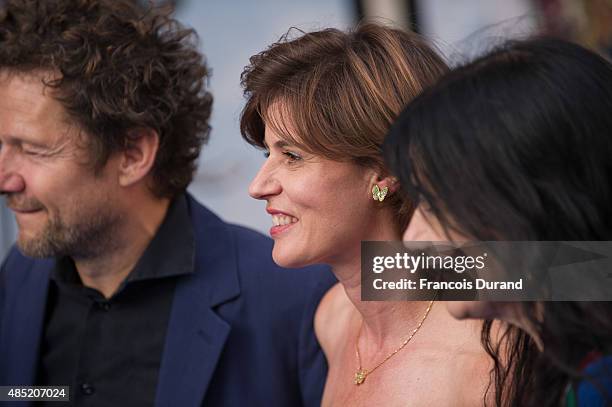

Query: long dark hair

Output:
[384, 38, 612, 406]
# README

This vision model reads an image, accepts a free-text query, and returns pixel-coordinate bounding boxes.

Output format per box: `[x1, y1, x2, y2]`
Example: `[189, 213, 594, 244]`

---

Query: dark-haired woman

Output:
[385, 37, 612, 406]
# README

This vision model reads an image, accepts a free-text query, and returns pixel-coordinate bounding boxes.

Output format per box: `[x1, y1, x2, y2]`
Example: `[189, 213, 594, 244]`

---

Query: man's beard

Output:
[9, 196, 121, 259]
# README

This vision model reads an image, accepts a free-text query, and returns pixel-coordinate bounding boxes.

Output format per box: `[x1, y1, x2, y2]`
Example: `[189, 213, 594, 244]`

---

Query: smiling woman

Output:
[241, 24, 446, 266]
[240, 23, 493, 406]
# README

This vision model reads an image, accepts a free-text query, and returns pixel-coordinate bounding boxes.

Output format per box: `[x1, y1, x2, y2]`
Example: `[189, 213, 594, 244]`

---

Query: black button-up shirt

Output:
[37, 196, 195, 406]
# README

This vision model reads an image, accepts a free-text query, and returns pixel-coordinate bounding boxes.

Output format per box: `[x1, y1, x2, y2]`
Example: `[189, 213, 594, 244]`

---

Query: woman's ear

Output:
[380, 175, 399, 194]
[369, 172, 400, 194]
[367, 171, 400, 203]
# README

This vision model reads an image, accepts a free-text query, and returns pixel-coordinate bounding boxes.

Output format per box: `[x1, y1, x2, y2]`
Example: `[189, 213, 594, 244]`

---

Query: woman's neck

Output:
[336, 264, 434, 345]
[328, 209, 433, 346]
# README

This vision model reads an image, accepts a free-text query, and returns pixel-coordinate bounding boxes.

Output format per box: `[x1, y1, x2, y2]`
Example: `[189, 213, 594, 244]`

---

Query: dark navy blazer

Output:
[0, 194, 336, 406]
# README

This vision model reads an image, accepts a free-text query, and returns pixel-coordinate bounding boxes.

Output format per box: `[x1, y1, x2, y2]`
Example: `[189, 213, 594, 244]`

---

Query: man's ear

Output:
[117, 128, 159, 188]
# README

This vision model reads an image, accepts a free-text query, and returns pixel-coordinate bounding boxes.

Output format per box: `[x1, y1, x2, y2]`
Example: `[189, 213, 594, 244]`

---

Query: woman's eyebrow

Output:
[274, 140, 291, 149]
[262, 139, 295, 150]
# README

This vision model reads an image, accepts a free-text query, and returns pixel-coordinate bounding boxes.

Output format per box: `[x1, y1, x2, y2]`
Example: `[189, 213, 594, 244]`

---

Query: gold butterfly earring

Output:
[372, 184, 388, 202]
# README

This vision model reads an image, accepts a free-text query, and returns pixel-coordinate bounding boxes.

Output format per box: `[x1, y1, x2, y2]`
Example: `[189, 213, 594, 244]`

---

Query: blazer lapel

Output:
[154, 280, 232, 407]
[155, 195, 240, 406]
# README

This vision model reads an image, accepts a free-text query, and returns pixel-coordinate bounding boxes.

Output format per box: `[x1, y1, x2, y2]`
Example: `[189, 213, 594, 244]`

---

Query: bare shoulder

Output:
[314, 282, 354, 358]
[450, 319, 494, 405]
[421, 306, 493, 405]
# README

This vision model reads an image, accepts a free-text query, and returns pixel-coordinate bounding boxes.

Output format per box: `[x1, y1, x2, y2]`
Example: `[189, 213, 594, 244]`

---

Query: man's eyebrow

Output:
[2, 135, 50, 149]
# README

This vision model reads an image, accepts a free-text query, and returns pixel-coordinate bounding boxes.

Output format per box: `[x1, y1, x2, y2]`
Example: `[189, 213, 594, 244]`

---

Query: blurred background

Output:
[2, 0, 611, 261]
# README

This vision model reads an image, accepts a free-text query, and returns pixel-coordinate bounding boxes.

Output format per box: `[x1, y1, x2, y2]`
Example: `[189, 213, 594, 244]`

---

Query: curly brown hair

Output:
[0, 0, 213, 198]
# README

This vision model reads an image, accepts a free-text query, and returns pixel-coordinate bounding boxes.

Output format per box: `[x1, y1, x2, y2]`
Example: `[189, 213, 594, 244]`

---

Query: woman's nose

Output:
[249, 160, 281, 200]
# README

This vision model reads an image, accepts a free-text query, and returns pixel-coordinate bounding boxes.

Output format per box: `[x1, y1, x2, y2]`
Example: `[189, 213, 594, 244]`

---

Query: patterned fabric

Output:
[566, 352, 612, 406]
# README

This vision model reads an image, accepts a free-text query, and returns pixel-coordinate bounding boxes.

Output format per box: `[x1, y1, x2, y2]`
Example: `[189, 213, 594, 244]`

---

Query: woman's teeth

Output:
[272, 215, 298, 226]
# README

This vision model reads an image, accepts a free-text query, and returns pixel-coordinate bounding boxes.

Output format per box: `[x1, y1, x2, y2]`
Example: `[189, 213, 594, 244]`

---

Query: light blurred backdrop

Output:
[2, 0, 611, 261]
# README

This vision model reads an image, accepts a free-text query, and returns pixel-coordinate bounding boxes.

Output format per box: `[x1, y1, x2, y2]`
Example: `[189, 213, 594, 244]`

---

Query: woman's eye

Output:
[283, 151, 301, 162]
[419, 198, 434, 213]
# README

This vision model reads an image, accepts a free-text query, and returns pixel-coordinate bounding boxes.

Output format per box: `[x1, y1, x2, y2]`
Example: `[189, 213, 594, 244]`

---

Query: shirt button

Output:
[80, 383, 95, 395]
[98, 302, 111, 311]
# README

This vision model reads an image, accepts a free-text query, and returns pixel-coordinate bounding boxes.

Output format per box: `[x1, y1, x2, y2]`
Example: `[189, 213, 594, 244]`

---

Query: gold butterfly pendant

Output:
[372, 185, 388, 202]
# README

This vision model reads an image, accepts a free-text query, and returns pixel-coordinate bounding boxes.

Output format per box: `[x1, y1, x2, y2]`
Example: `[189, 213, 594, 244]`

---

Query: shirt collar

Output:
[52, 194, 195, 285]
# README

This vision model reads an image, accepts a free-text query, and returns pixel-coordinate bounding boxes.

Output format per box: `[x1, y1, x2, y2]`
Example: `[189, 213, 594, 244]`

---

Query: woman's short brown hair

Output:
[240, 23, 448, 229]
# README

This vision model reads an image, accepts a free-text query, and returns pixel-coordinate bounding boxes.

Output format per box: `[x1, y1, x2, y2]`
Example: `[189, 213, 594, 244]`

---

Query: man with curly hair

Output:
[0, 1, 334, 406]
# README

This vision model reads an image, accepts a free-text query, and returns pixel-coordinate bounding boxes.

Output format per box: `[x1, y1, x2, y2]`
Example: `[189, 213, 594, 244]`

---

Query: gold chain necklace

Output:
[354, 300, 435, 385]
